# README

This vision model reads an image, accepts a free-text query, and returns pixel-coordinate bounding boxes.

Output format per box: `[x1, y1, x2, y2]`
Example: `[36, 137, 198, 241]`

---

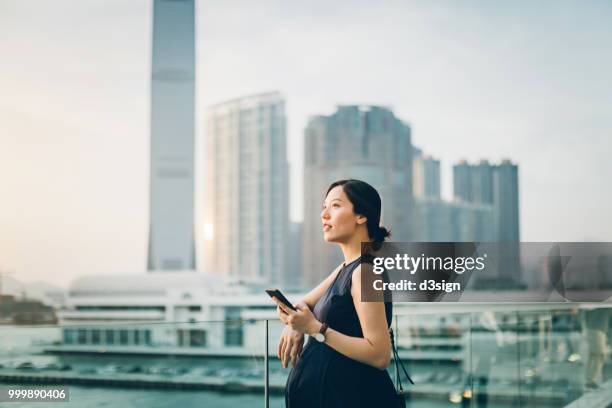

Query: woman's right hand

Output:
[278, 325, 304, 369]
[277, 303, 290, 325]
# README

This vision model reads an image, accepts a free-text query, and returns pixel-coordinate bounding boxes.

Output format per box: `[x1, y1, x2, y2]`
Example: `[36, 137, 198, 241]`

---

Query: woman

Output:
[272, 179, 400, 407]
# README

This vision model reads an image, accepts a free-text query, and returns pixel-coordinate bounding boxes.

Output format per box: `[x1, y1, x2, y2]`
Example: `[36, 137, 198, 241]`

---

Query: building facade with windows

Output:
[452, 159, 521, 286]
[52, 272, 293, 355]
[303, 106, 413, 287]
[203, 92, 290, 285]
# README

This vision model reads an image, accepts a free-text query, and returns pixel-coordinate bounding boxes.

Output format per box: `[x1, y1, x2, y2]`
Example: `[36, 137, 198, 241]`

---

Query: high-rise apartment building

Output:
[287, 222, 303, 290]
[493, 160, 520, 243]
[452, 159, 521, 286]
[303, 106, 413, 287]
[453, 160, 494, 204]
[413, 147, 441, 199]
[204, 92, 289, 285]
[452, 159, 520, 243]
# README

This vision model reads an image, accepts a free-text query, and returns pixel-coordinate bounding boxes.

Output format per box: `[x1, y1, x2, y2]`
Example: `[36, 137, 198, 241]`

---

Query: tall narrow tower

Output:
[148, 0, 196, 271]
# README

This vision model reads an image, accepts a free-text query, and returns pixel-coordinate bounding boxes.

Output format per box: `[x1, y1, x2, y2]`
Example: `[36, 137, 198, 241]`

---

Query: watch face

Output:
[314, 333, 324, 342]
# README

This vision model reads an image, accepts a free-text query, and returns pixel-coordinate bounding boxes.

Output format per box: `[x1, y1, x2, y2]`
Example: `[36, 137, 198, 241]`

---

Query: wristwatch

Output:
[313, 322, 329, 342]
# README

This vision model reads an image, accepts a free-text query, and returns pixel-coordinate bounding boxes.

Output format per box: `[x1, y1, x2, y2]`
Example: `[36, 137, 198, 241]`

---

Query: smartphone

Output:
[265, 288, 297, 312]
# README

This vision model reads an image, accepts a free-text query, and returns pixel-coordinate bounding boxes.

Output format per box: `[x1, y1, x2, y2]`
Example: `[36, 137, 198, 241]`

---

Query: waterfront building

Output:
[53, 272, 291, 354]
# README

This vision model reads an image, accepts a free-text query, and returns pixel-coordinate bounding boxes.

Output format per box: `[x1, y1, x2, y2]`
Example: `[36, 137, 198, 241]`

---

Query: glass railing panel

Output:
[466, 309, 522, 408]
[394, 312, 472, 407]
[517, 306, 612, 408]
[267, 318, 291, 408]
[0, 320, 269, 407]
[515, 307, 581, 407]
[578, 305, 612, 405]
[393, 305, 612, 408]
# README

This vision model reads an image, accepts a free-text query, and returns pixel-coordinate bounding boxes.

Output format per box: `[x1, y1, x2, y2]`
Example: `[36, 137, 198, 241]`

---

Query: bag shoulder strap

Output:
[389, 328, 414, 392]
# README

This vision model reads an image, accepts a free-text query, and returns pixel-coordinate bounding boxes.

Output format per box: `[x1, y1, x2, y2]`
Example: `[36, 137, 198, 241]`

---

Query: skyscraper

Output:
[204, 92, 289, 285]
[413, 147, 441, 199]
[453, 160, 472, 203]
[452, 159, 520, 243]
[493, 160, 521, 284]
[493, 160, 520, 243]
[303, 106, 413, 287]
[453, 159, 493, 204]
[473, 160, 494, 205]
[452, 159, 521, 286]
[287, 222, 304, 290]
[148, 0, 196, 271]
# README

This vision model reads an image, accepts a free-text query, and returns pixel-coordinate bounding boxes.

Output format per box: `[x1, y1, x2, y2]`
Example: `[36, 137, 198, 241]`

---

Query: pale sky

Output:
[1, 0, 611, 287]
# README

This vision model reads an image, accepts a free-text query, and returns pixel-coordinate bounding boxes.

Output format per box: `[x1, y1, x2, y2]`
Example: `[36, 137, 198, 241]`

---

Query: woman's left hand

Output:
[272, 298, 321, 335]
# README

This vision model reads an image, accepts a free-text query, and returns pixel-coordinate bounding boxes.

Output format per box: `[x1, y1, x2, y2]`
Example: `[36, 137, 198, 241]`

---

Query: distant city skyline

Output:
[1, 0, 611, 287]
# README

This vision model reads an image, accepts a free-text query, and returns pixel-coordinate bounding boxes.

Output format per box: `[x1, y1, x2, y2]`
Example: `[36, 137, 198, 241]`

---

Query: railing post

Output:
[265, 319, 269, 408]
[394, 315, 400, 388]
[516, 311, 522, 408]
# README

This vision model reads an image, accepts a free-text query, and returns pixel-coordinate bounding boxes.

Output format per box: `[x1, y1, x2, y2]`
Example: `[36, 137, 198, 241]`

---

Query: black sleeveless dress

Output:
[285, 257, 400, 407]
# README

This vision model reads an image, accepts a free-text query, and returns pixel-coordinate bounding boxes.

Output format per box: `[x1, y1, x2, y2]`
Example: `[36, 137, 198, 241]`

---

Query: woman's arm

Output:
[320, 266, 391, 370]
[277, 265, 392, 370]
[274, 263, 343, 369]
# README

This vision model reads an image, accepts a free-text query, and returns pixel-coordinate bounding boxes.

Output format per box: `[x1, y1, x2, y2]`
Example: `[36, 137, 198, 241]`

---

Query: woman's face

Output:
[321, 185, 365, 243]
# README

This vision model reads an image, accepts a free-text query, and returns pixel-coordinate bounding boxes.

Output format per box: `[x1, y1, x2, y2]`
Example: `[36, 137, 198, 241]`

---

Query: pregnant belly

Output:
[287, 341, 398, 407]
